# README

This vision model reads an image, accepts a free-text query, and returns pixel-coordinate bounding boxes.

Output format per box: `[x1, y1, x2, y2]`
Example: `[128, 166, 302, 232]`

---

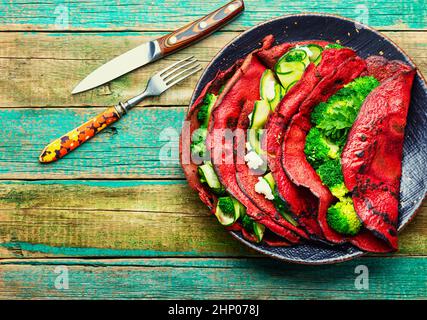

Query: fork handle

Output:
[39, 106, 121, 163]
[158, 0, 244, 55]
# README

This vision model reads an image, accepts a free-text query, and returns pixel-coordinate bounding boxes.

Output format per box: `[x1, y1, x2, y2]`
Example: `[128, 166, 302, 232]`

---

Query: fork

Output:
[39, 56, 202, 163]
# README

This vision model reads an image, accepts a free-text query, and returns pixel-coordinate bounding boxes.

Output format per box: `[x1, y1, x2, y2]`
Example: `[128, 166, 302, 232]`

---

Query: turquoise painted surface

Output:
[0, 107, 186, 178]
[1, 179, 185, 187]
[1, 257, 426, 299]
[0, 241, 201, 257]
[0, 0, 426, 300]
[0, 0, 426, 30]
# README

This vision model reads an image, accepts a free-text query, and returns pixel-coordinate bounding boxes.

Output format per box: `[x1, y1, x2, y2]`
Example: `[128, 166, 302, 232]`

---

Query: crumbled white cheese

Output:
[246, 142, 252, 152]
[244, 151, 264, 170]
[296, 45, 313, 57]
[255, 177, 275, 200]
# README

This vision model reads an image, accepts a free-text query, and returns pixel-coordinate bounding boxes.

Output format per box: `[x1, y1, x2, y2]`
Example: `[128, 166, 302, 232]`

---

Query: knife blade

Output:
[72, 0, 244, 94]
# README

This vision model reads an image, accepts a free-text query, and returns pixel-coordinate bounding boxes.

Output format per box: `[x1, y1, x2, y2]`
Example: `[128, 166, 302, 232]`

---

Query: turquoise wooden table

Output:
[0, 0, 426, 299]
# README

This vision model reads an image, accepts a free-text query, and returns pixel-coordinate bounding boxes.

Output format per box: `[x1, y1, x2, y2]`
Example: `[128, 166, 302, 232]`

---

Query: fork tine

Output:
[165, 62, 201, 85]
[162, 58, 198, 80]
[166, 65, 203, 88]
[158, 56, 195, 76]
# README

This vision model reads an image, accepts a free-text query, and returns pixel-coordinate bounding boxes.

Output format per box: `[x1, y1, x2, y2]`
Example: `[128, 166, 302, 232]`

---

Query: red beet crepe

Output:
[180, 34, 415, 252]
[280, 55, 415, 252]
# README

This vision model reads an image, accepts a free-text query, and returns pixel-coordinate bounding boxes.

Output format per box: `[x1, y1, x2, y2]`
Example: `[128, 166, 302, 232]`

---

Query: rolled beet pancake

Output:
[281, 54, 415, 252]
[182, 35, 306, 244]
[265, 48, 362, 239]
[209, 53, 300, 239]
[235, 100, 305, 244]
[281, 55, 367, 244]
[209, 38, 332, 242]
[341, 58, 415, 251]
[235, 41, 333, 243]
[180, 61, 241, 211]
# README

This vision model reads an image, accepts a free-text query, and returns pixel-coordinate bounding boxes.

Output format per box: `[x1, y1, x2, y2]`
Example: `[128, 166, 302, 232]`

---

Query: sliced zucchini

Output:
[215, 196, 240, 226]
[264, 173, 299, 227]
[232, 198, 245, 219]
[198, 162, 221, 190]
[269, 83, 284, 111]
[248, 128, 264, 154]
[277, 69, 304, 92]
[263, 172, 275, 190]
[215, 205, 235, 226]
[307, 44, 323, 63]
[286, 80, 299, 92]
[259, 70, 284, 111]
[253, 222, 265, 242]
[278, 49, 309, 66]
[250, 100, 270, 129]
[260, 70, 278, 101]
[275, 60, 306, 75]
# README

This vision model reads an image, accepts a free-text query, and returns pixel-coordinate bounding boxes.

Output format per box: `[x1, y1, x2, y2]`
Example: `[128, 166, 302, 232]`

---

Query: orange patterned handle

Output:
[158, 0, 244, 55]
[39, 106, 121, 163]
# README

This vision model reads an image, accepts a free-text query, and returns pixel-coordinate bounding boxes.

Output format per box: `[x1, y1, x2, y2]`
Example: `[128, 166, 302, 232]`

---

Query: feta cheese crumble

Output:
[244, 151, 264, 170]
[255, 177, 275, 200]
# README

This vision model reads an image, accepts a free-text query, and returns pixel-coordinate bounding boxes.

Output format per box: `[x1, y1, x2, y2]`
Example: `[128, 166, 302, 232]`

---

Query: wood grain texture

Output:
[0, 31, 426, 108]
[0, 0, 426, 300]
[0, 180, 425, 259]
[0, 107, 185, 179]
[0, 257, 426, 299]
[0, 0, 425, 31]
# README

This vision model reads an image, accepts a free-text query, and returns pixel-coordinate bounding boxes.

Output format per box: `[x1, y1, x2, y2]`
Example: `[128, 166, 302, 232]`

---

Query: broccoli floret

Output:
[330, 182, 349, 200]
[311, 102, 328, 126]
[345, 76, 379, 100]
[285, 50, 306, 62]
[327, 200, 362, 235]
[241, 214, 254, 231]
[191, 141, 207, 158]
[211, 186, 226, 195]
[192, 128, 207, 144]
[191, 128, 208, 159]
[311, 76, 379, 145]
[305, 128, 340, 169]
[316, 159, 344, 189]
[217, 197, 235, 215]
[197, 93, 217, 128]
[325, 43, 345, 49]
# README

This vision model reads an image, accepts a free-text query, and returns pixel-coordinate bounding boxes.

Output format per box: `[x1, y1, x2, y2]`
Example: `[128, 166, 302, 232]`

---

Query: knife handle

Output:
[158, 0, 244, 55]
[39, 106, 121, 163]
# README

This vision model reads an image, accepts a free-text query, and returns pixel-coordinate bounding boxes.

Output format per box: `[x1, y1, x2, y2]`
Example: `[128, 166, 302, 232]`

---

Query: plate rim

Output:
[189, 12, 427, 265]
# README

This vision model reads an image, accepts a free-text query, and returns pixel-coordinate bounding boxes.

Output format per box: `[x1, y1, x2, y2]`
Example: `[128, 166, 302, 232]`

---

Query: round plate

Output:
[189, 14, 427, 264]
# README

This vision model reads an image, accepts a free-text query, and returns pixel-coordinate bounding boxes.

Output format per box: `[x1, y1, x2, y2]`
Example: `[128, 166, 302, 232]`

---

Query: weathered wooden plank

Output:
[0, 107, 186, 179]
[0, 180, 252, 258]
[0, 180, 425, 258]
[0, 31, 426, 108]
[0, 257, 426, 299]
[0, 0, 425, 31]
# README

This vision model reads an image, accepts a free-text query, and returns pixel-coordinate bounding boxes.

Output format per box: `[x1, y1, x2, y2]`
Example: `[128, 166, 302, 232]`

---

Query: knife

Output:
[71, 0, 245, 94]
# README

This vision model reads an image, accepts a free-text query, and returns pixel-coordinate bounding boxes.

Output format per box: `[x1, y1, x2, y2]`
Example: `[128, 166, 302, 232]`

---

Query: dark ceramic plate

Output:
[189, 14, 427, 264]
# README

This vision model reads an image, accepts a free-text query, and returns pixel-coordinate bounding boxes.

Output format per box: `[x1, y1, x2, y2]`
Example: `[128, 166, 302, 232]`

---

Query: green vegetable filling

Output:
[285, 50, 306, 62]
[304, 76, 380, 235]
[191, 93, 217, 159]
[217, 197, 235, 215]
[327, 200, 362, 236]
[325, 43, 345, 49]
